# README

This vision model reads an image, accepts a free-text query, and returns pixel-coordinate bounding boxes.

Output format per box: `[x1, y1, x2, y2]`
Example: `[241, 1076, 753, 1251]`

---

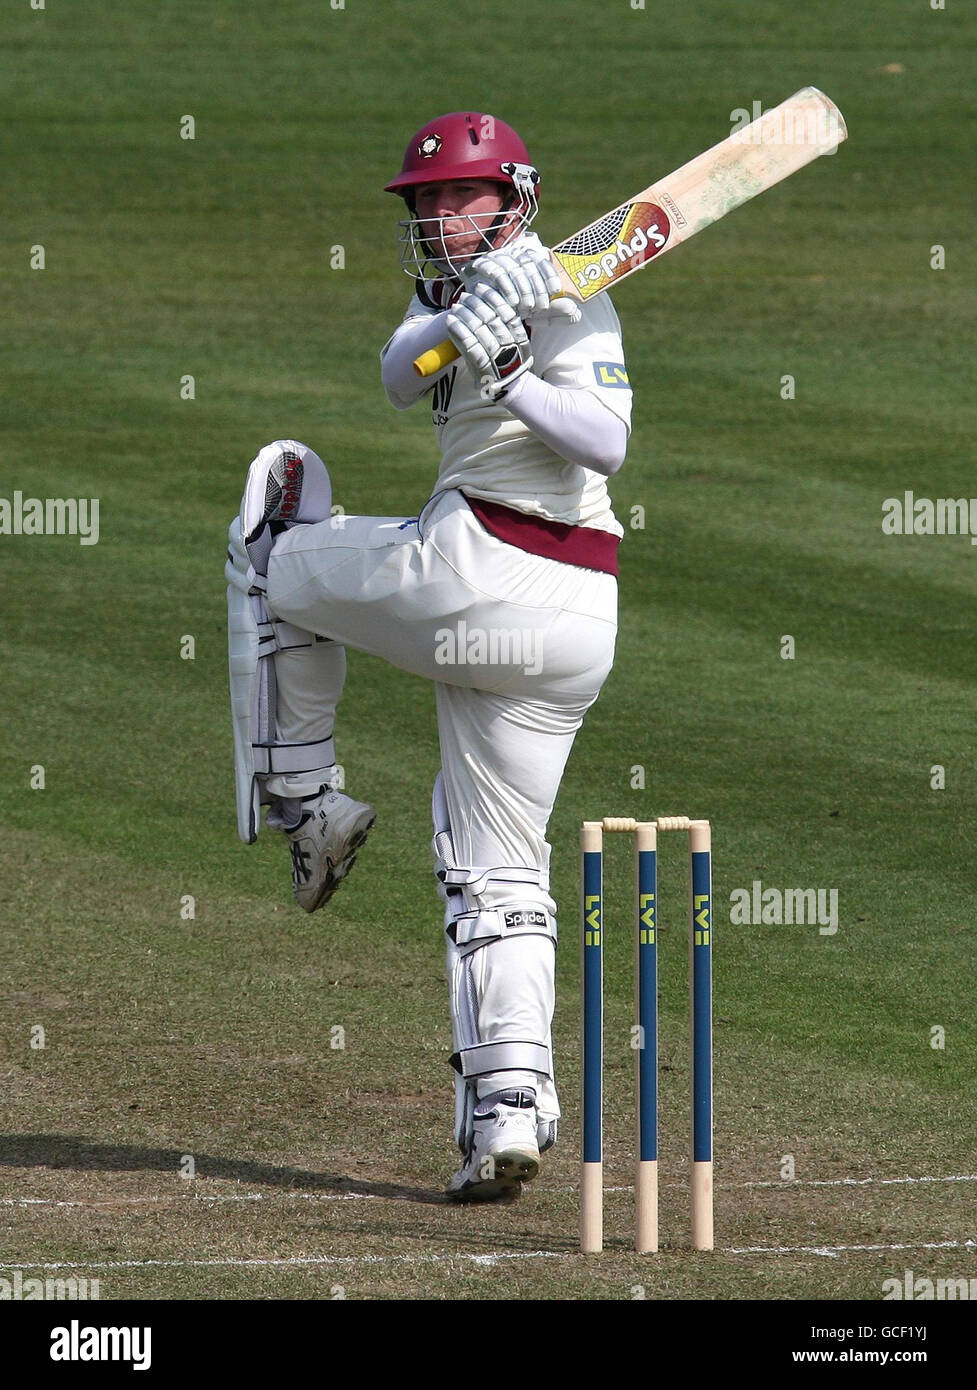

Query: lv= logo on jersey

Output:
[594, 362, 630, 388]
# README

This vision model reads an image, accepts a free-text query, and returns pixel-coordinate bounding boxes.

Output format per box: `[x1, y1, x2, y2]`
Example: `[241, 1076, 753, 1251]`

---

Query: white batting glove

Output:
[445, 283, 534, 401]
[530, 296, 582, 326]
[512, 246, 582, 325]
[467, 244, 582, 325]
[464, 242, 557, 316]
[510, 245, 582, 325]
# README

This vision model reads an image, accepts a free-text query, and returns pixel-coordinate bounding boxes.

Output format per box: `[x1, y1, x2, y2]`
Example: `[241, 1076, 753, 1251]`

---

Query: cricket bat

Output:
[413, 86, 847, 378]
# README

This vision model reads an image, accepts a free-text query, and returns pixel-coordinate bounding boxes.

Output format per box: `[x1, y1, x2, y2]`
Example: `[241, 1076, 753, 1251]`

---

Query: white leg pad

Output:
[226, 518, 336, 843]
[433, 770, 563, 1149]
[227, 520, 264, 843]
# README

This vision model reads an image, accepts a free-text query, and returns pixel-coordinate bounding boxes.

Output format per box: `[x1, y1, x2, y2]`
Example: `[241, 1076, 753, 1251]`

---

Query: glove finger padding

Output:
[467, 251, 550, 316]
[516, 259, 551, 313]
[518, 250, 562, 298]
[444, 313, 491, 375]
[445, 287, 534, 401]
[456, 284, 528, 339]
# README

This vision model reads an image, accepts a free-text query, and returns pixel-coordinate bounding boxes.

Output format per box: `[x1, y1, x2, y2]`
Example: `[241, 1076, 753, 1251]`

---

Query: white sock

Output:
[278, 787, 330, 830]
[277, 797, 305, 830]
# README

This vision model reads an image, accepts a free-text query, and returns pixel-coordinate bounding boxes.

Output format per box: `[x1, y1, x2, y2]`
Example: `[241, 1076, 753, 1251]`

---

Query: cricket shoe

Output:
[240, 440, 332, 573]
[446, 1088, 540, 1202]
[272, 788, 376, 913]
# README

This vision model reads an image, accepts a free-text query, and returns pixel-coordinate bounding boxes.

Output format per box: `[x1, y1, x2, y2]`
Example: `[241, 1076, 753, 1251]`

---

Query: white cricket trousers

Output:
[264, 486, 618, 1115]
[265, 487, 617, 873]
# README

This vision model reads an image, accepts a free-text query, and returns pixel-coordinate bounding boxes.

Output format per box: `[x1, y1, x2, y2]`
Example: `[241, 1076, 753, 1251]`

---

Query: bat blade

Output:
[551, 85, 846, 300]
[413, 87, 846, 377]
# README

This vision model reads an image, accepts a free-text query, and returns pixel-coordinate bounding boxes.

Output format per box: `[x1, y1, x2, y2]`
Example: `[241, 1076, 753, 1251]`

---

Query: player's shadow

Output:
[0, 1135, 450, 1205]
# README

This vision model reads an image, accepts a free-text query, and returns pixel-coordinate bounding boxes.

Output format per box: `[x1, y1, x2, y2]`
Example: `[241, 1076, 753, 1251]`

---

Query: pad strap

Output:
[437, 861, 551, 897]
[252, 737, 336, 777]
[450, 905, 557, 948]
[256, 617, 320, 658]
[450, 1040, 551, 1079]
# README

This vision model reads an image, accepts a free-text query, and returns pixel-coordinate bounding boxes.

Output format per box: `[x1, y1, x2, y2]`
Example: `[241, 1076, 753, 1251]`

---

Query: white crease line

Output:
[0, 1251, 565, 1271]
[0, 1192, 378, 1208]
[725, 1239, 977, 1260]
[743, 1174, 977, 1189]
[605, 1174, 977, 1195]
[6, 1172, 977, 1208]
[5, 1240, 977, 1270]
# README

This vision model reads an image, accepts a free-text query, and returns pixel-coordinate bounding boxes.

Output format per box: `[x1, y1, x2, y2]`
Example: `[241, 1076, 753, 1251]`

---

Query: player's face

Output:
[413, 180, 513, 267]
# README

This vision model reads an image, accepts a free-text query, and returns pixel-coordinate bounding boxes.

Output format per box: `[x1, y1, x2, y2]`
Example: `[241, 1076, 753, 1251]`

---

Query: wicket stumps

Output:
[580, 816, 713, 1253]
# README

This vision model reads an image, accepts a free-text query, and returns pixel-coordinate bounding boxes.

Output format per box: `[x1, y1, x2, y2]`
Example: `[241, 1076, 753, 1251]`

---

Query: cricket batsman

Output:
[225, 112, 632, 1200]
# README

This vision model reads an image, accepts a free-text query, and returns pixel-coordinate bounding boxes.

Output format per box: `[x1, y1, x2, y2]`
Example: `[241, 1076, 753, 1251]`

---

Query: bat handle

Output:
[413, 340, 460, 378]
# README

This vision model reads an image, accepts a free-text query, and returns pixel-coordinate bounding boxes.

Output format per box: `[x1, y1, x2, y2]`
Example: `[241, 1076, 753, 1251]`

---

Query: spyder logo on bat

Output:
[565, 214, 670, 291]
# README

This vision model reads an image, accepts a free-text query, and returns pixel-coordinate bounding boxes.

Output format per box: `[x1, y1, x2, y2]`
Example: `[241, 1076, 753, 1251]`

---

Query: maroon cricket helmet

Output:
[384, 112, 540, 200]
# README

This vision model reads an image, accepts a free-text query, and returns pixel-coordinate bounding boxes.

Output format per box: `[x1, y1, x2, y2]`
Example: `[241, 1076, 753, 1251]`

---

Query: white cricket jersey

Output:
[383, 237, 633, 537]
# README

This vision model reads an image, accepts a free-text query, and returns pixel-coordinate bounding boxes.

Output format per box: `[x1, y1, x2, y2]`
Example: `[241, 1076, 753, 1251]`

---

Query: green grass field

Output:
[1, 0, 975, 1303]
